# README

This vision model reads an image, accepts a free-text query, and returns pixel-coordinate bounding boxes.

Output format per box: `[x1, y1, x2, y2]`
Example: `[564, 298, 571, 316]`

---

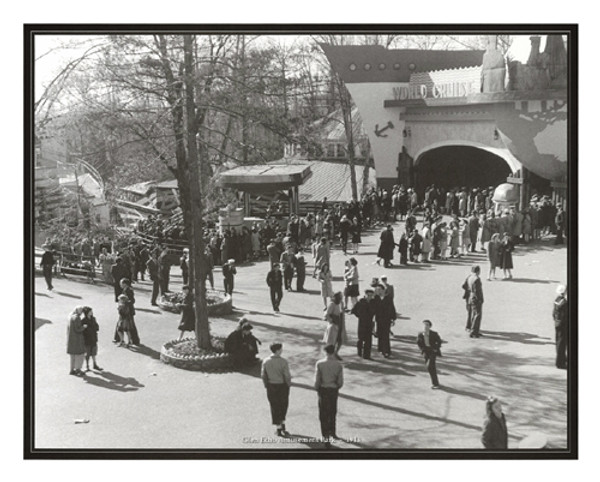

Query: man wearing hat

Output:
[553, 285, 568, 369]
[261, 343, 292, 437]
[351, 288, 376, 359]
[374, 284, 395, 358]
[110, 257, 129, 302]
[377, 225, 395, 268]
[40, 244, 56, 291]
[416, 320, 442, 389]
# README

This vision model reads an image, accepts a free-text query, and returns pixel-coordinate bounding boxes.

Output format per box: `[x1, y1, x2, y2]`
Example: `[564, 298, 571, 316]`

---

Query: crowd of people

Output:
[53, 180, 568, 450]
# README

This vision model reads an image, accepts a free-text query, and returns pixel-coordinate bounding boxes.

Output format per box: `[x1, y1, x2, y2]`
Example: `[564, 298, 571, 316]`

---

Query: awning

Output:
[217, 164, 312, 193]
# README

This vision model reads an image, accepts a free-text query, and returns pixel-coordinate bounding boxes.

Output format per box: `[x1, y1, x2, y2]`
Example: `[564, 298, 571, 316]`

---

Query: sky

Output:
[34, 33, 546, 103]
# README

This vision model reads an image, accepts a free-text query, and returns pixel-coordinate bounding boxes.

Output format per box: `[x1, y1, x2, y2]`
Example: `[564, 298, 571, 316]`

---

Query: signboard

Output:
[392, 80, 480, 101]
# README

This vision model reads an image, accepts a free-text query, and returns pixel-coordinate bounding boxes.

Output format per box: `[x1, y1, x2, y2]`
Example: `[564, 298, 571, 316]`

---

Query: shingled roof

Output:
[269, 157, 375, 203]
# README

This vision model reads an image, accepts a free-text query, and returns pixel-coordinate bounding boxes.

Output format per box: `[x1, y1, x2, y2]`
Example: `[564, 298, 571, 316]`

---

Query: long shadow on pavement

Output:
[501, 278, 559, 284]
[127, 344, 161, 360]
[136, 307, 162, 314]
[82, 370, 145, 392]
[344, 361, 416, 377]
[54, 291, 83, 299]
[35, 292, 52, 298]
[479, 330, 554, 345]
[289, 381, 483, 433]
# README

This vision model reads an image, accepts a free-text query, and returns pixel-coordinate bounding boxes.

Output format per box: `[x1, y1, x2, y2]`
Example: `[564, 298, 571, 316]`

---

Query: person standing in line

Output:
[180, 248, 189, 286]
[313, 237, 330, 278]
[82, 306, 102, 372]
[203, 245, 215, 290]
[158, 247, 171, 294]
[67, 306, 88, 376]
[314, 344, 344, 448]
[374, 283, 395, 358]
[481, 396, 508, 449]
[222, 259, 236, 296]
[280, 245, 296, 292]
[98, 247, 114, 285]
[416, 319, 442, 389]
[294, 249, 307, 292]
[261, 343, 292, 437]
[465, 265, 484, 338]
[266, 262, 284, 312]
[468, 211, 480, 252]
[553, 284, 568, 369]
[176, 285, 195, 341]
[146, 251, 160, 306]
[110, 257, 128, 302]
[40, 244, 56, 291]
[318, 264, 334, 310]
[351, 289, 375, 359]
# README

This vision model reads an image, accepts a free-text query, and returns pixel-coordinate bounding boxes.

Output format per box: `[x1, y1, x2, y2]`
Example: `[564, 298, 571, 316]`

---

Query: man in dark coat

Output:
[40, 244, 55, 290]
[158, 247, 171, 294]
[377, 225, 395, 268]
[468, 211, 480, 252]
[416, 319, 442, 389]
[146, 252, 160, 306]
[464, 265, 484, 337]
[351, 289, 375, 359]
[110, 257, 129, 302]
[294, 250, 307, 292]
[553, 284, 568, 369]
[374, 284, 395, 357]
[266, 262, 284, 312]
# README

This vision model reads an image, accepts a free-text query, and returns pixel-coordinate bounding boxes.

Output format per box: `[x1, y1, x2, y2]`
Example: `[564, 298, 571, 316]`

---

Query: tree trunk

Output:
[183, 35, 211, 350]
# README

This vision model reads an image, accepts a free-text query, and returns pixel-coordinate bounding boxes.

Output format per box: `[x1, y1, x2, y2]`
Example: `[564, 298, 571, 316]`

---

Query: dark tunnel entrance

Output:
[414, 146, 513, 195]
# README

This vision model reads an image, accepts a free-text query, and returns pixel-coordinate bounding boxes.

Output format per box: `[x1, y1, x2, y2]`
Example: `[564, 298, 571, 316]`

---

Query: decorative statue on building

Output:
[481, 35, 506, 93]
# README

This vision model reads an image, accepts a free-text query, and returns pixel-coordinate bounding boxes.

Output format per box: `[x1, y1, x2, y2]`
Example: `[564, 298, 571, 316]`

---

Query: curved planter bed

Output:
[157, 290, 232, 316]
[160, 337, 233, 371]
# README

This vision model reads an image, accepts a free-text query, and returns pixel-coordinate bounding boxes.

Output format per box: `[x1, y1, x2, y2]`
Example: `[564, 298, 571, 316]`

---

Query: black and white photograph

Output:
[23, 21, 577, 461]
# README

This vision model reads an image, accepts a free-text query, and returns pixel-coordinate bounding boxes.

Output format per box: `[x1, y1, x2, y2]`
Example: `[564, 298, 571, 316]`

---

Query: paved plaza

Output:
[32, 220, 568, 451]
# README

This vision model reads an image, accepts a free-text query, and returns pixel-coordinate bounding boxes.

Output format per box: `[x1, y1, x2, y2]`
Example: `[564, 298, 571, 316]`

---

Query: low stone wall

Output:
[157, 291, 233, 316]
[160, 338, 233, 371]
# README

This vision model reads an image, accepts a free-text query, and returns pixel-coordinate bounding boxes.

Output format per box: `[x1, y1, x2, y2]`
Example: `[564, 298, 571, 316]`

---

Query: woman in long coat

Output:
[499, 232, 514, 279]
[487, 233, 501, 280]
[67, 306, 87, 376]
[323, 291, 348, 360]
[177, 285, 195, 340]
[318, 264, 334, 310]
[482, 396, 508, 449]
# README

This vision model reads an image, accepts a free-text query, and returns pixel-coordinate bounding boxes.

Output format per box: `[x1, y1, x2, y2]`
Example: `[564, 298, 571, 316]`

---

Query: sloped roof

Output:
[310, 106, 366, 141]
[269, 157, 375, 203]
[320, 44, 485, 84]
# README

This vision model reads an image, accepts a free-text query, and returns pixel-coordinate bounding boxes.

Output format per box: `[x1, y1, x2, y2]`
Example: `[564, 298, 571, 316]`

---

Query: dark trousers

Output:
[296, 271, 306, 291]
[357, 326, 372, 359]
[151, 279, 159, 304]
[113, 283, 122, 302]
[182, 270, 188, 286]
[377, 321, 391, 355]
[318, 387, 339, 438]
[266, 383, 289, 425]
[283, 265, 294, 290]
[556, 326, 568, 367]
[224, 275, 234, 295]
[468, 303, 483, 335]
[159, 271, 170, 294]
[423, 350, 439, 386]
[42, 265, 53, 290]
[270, 286, 283, 310]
